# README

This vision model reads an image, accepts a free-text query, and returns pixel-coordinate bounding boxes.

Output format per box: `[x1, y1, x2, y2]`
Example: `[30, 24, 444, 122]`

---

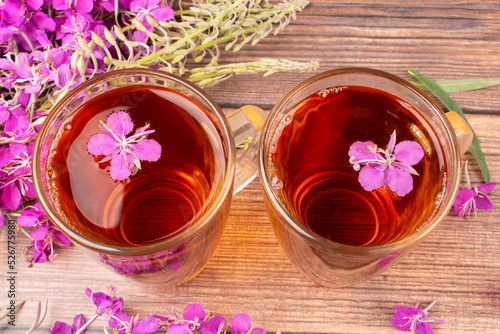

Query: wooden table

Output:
[2, 1, 500, 333]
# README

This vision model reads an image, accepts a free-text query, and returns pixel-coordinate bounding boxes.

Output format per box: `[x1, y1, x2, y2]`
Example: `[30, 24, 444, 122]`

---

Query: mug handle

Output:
[445, 111, 474, 156]
[226, 105, 267, 194]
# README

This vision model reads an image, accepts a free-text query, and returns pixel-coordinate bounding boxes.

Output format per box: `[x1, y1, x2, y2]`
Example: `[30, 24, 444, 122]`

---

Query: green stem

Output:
[189, 72, 224, 82]
[159, 8, 293, 63]
[137, 0, 246, 65]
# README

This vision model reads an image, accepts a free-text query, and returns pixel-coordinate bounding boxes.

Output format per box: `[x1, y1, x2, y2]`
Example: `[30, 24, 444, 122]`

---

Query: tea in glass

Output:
[47, 85, 226, 247]
[267, 85, 446, 246]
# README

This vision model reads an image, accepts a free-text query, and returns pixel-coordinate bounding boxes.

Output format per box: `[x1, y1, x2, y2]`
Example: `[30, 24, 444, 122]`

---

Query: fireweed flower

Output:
[108, 312, 160, 334]
[453, 161, 496, 217]
[0, 143, 36, 210]
[85, 287, 124, 316]
[130, 0, 175, 31]
[17, 203, 71, 265]
[348, 130, 424, 197]
[87, 111, 161, 181]
[229, 313, 267, 334]
[50, 314, 85, 334]
[391, 301, 445, 334]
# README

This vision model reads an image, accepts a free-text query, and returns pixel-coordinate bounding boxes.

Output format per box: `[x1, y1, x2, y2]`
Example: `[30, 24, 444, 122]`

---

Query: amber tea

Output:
[268, 85, 446, 247]
[47, 85, 226, 247]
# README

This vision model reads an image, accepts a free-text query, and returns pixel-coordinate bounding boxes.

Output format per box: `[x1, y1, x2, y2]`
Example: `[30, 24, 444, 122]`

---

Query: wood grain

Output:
[2, 1, 500, 333]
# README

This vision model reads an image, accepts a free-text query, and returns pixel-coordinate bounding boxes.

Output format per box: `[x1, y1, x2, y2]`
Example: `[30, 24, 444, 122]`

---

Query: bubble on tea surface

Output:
[63, 123, 72, 131]
[270, 171, 283, 192]
[47, 169, 56, 179]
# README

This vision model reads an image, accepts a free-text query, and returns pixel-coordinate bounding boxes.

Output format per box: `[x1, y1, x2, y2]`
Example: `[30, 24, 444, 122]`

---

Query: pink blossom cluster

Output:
[0, 0, 174, 262]
[50, 286, 267, 334]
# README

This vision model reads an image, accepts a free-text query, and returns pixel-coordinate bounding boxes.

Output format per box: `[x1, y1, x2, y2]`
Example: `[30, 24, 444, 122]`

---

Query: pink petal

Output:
[358, 165, 386, 192]
[108, 311, 131, 328]
[24, 179, 37, 198]
[377, 251, 400, 268]
[394, 141, 424, 166]
[392, 161, 418, 176]
[50, 321, 72, 334]
[97, 0, 116, 11]
[72, 314, 85, 333]
[129, 139, 161, 162]
[167, 324, 190, 334]
[30, 226, 48, 240]
[24, 84, 42, 94]
[387, 130, 397, 153]
[15, 53, 32, 79]
[110, 154, 132, 181]
[87, 133, 117, 156]
[74, 0, 94, 13]
[2, 183, 22, 210]
[474, 195, 494, 211]
[0, 27, 17, 44]
[348, 141, 378, 163]
[132, 315, 159, 334]
[229, 313, 251, 334]
[415, 321, 435, 334]
[453, 189, 475, 216]
[52, 0, 71, 11]
[17, 209, 40, 227]
[476, 182, 496, 194]
[132, 30, 148, 42]
[32, 12, 56, 32]
[391, 305, 426, 331]
[25, 0, 43, 10]
[201, 316, 226, 334]
[9, 142, 27, 156]
[129, 0, 146, 13]
[183, 303, 205, 322]
[167, 258, 181, 271]
[150, 6, 174, 22]
[387, 166, 414, 197]
[107, 112, 134, 138]
[52, 230, 72, 247]
[0, 147, 14, 167]
[251, 329, 267, 334]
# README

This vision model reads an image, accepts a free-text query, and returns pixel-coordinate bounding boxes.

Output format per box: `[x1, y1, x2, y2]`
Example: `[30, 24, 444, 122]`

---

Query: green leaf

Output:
[410, 78, 500, 93]
[408, 70, 490, 182]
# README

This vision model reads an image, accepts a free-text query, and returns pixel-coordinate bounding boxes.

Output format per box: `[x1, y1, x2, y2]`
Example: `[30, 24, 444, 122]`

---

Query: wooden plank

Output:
[2, 1, 500, 333]
[1, 114, 499, 333]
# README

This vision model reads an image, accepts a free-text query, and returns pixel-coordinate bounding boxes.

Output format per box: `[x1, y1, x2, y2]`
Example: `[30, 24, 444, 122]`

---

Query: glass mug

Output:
[33, 68, 265, 285]
[258, 68, 473, 288]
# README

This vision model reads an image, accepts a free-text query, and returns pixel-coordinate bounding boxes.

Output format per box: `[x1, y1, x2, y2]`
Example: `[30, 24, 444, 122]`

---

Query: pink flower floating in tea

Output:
[87, 111, 161, 181]
[391, 301, 445, 334]
[348, 130, 424, 197]
[453, 161, 496, 217]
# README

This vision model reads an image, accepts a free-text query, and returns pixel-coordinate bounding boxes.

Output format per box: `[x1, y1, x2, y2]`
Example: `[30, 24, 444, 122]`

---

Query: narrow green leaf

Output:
[410, 78, 500, 93]
[408, 70, 490, 182]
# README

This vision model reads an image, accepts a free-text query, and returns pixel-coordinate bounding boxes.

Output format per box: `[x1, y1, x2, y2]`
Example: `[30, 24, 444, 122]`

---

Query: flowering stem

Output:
[136, 0, 249, 65]
[159, 3, 303, 63]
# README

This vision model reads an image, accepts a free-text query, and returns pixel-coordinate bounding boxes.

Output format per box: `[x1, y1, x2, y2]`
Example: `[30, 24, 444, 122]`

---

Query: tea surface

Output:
[268, 86, 446, 246]
[48, 86, 225, 247]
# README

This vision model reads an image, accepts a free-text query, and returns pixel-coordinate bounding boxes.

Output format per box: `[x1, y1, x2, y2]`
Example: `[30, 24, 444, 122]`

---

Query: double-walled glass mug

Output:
[33, 68, 265, 285]
[258, 68, 473, 288]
